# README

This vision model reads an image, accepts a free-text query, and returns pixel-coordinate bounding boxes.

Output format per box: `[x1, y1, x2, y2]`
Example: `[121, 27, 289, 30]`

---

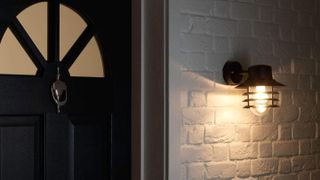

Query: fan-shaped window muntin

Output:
[0, 2, 105, 77]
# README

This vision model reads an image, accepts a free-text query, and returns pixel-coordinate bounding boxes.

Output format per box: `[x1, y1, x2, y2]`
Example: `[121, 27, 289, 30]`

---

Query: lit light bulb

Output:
[250, 86, 270, 116]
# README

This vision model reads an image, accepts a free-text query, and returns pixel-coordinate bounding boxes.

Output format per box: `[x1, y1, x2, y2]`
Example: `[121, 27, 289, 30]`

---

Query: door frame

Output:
[132, 0, 168, 179]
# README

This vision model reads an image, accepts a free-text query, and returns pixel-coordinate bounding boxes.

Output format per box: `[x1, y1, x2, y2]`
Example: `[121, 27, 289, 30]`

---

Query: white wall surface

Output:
[169, 0, 320, 179]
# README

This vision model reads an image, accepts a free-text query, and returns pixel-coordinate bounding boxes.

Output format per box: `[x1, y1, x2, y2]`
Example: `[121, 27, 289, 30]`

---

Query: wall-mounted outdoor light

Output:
[223, 61, 284, 116]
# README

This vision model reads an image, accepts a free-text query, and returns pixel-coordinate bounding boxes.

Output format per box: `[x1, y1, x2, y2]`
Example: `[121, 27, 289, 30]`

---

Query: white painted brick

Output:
[294, 28, 316, 43]
[212, 144, 229, 162]
[180, 52, 206, 71]
[181, 0, 214, 16]
[180, 14, 192, 33]
[293, 59, 316, 75]
[236, 160, 251, 178]
[298, 172, 310, 180]
[292, 0, 316, 13]
[188, 125, 204, 144]
[299, 140, 311, 155]
[252, 125, 278, 141]
[215, 107, 258, 124]
[311, 170, 320, 180]
[237, 21, 253, 37]
[205, 125, 235, 143]
[181, 145, 213, 162]
[275, 10, 298, 25]
[293, 91, 316, 107]
[256, 0, 277, 6]
[274, 41, 298, 59]
[273, 141, 299, 157]
[272, 74, 297, 91]
[205, 162, 236, 179]
[189, 91, 206, 107]
[312, 76, 320, 90]
[207, 18, 237, 36]
[297, 42, 312, 58]
[180, 90, 188, 108]
[299, 105, 320, 122]
[279, 25, 293, 41]
[255, 40, 273, 56]
[298, 13, 313, 27]
[274, 174, 297, 180]
[180, 71, 214, 90]
[279, 124, 292, 140]
[231, 2, 259, 20]
[230, 37, 257, 53]
[293, 122, 316, 139]
[214, 36, 230, 54]
[188, 16, 208, 34]
[292, 156, 316, 172]
[253, 22, 279, 39]
[230, 143, 258, 160]
[235, 126, 251, 142]
[181, 33, 213, 52]
[181, 165, 187, 180]
[204, 52, 231, 72]
[188, 163, 205, 180]
[279, 158, 291, 174]
[181, 127, 188, 144]
[317, 155, 320, 168]
[251, 159, 278, 176]
[259, 142, 272, 158]
[278, 0, 293, 10]
[259, 7, 273, 23]
[214, 0, 230, 18]
[311, 140, 320, 153]
[182, 108, 214, 125]
[206, 91, 237, 107]
[298, 75, 311, 90]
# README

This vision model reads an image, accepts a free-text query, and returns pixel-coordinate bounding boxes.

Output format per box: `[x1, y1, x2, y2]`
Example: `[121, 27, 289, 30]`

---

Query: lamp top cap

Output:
[236, 64, 284, 88]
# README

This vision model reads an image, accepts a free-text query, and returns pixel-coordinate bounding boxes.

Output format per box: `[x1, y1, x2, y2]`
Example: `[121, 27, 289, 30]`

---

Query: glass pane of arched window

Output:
[17, 2, 48, 60]
[0, 29, 37, 75]
[69, 37, 104, 77]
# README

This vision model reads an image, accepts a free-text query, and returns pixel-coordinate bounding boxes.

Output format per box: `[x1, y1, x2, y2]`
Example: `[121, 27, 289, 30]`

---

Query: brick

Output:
[255, 40, 273, 56]
[298, 172, 310, 180]
[231, 2, 259, 20]
[297, 75, 311, 90]
[274, 174, 297, 180]
[230, 143, 258, 160]
[275, 10, 298, 25]
[237, 160, 251, 178]
[293, 91, 316, 107]
[279, 158, 291, 174]
[292, 0, 316, 13]
[181, 127, 188, 144]
[206, 91, 237, 107]
[251, 159, 278, 176]
[188, 163, 205, 180]
[188, 16, 207, 34]
[300, 140, 311, 155]
[181, 0, 214, 16]
[181, 165, 187, 180]
[293, 122, 316, 139]
[293, 59, 316, 74]
[214, 0, 230, 18]
[211, 144, 228, 161]
[256, 0, 277, 6]
[181, 145, 213, 162]
[292, 156, 316, 172]
[260, 7, 274, 22]
[205, 125, 235, 143]
[260, 142, 272, 158]
[311, 139, 320, 153]
[252, 125, 278, 141]
[298, 13, 313, 27]
[181, 33, 213, 52]
[188, 125, 204, 144]
[180, 52, 206, 71]
[279, 124, 292, 140]
[274, 41, 298, 58]
[278, 0, 293, 10]
[273, 141, 299, 157]
[213, 36, 230, 54]
[230, 37, 257, 53]
[237, 20, 253, 37]
[294, 28, 316, 43]
[215, 107, 257, 124]
[180, 71, 214, 91]
[253, 22, 279, 39]
[182, 108, 214, 125]
[205, 162, 236, 179]
[207, 18, 237, 36]
[235, 126, 251, 142]
[311, 170, 320, 180]
[279, 25, 293, 41]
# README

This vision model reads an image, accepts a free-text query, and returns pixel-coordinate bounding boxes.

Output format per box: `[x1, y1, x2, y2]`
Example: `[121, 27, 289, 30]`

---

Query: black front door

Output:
[0, 0, 131, 180]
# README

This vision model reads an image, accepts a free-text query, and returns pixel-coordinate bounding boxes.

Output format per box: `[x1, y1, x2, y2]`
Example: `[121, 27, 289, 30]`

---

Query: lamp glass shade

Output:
[244, 85, 280, 116]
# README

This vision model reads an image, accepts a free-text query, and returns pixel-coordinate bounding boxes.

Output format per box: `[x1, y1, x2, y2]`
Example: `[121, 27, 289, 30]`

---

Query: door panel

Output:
[0, 116, 41, 180]
[46, 114, 109, 180]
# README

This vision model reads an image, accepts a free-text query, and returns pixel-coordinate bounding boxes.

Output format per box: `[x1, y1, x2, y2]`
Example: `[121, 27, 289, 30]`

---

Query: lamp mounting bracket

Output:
[223, 61, 244, 85]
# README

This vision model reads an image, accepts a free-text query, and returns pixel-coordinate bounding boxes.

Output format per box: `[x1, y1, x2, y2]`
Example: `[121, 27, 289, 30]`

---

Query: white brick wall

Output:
[174, 0, 320, 179]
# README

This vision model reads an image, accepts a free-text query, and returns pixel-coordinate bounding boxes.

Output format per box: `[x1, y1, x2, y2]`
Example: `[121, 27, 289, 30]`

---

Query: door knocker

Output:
[51, 67, 67, 113]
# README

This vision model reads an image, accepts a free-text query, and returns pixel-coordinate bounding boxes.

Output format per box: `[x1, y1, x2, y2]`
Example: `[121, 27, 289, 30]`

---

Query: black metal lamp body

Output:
[223, 61, 284, 116]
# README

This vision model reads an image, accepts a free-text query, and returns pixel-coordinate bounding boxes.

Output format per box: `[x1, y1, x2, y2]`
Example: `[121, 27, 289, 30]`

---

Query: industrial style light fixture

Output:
[223, 61, 284, 116]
